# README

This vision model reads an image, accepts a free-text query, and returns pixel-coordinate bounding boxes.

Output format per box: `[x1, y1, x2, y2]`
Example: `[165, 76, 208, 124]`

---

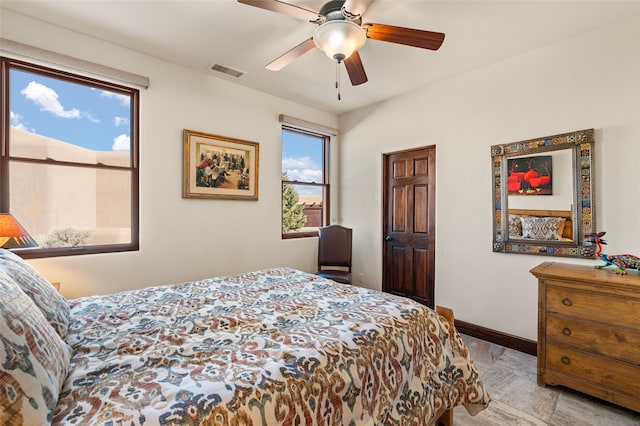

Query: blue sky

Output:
[9, 68, 131, 152]
[282, 129, 322, 182]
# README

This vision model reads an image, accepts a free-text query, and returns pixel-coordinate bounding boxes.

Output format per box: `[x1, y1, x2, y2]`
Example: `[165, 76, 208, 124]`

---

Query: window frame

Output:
[0, 57, 140, 258]
[281, 125, 330, 239]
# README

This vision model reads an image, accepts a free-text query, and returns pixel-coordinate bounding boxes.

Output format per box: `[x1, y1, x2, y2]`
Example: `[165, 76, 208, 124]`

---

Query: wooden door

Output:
[382, 146, 436, 308]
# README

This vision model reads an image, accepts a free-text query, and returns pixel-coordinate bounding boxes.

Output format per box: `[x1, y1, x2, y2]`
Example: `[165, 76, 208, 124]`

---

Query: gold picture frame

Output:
[183, 129, 259, 200]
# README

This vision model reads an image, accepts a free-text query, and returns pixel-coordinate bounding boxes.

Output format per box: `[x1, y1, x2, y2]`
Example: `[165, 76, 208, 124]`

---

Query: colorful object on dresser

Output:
[587, 231, 640, 275]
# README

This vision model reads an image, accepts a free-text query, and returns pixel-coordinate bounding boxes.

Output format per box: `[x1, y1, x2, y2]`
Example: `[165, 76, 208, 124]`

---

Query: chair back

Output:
[317, 225, 352, 283]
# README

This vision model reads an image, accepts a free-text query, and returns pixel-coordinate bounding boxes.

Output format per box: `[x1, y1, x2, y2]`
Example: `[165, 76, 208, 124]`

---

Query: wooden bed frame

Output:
[509, 208, 573, 240]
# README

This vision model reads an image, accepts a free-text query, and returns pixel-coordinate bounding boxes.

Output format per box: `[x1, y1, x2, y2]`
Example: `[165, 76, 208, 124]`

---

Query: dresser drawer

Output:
[546, 284, 640, 329]
[546, 315, 640, 364]
[546, 344, 640, 397]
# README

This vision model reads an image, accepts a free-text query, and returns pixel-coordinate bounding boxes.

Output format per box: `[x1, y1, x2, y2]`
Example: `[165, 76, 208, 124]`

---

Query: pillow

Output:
[520, 216, 566, 240]
[0, 268, 71, 426]
[508, 214, 524, 238]
[0, 249, 70, 339]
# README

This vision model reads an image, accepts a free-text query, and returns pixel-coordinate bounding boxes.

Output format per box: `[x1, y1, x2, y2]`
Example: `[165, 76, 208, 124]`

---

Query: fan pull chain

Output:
[335, 61, 341, 101]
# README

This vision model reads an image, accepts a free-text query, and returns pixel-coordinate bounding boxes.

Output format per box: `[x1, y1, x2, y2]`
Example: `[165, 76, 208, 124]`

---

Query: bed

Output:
[0, 248, 490, 426]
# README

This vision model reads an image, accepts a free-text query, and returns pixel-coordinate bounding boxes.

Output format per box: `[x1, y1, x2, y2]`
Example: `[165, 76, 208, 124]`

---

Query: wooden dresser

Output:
[531, 262, 640, 413]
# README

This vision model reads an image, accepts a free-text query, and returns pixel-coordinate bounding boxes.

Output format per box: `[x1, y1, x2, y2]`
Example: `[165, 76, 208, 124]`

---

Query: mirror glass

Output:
[491, 129, 596, 258]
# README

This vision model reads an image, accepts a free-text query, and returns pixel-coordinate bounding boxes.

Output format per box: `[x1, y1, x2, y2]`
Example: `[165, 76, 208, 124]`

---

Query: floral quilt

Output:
[54, 268, 489, 425]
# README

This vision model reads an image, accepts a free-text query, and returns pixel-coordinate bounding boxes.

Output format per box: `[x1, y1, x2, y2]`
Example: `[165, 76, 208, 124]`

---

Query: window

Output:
[281, 126, 329, 238]
[1, 57, 139, 258]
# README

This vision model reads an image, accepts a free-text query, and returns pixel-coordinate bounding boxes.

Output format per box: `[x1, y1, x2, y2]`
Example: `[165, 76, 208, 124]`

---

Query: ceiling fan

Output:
[238, 0, 445, 87]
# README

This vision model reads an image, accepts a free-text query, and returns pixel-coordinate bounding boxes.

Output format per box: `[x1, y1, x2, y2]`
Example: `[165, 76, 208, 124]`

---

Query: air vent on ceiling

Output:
[210, 64, 245, 78]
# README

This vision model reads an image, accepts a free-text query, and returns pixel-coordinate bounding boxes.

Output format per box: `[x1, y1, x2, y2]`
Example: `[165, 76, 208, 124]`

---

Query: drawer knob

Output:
[561, 297, 572, 306]
[562, 327, 571, 336]
[561, 356, 571, 365]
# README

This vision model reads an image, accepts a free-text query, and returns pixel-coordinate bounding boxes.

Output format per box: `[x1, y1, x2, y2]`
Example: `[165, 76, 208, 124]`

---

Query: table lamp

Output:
[0, 213, 38, 249]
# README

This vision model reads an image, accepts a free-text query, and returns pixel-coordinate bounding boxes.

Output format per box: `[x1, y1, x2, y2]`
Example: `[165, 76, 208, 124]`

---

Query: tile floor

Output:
[454, 334, 640, 425]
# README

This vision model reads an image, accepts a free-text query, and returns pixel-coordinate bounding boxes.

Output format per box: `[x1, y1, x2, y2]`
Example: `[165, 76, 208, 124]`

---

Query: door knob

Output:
[385, 236, 392, 241]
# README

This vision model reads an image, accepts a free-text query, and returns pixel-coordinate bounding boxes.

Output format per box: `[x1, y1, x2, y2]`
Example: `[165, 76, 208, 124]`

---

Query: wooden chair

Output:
[316, 225, 352, 284]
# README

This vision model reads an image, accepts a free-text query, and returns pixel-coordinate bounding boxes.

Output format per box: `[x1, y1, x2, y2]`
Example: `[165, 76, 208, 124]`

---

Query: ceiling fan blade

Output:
[344, 51, 368, 86]
[237, 0, 319, 22]
[266, 38, 316, 71]
[365, 23, 445, 50]
[342, 0, 375, 18]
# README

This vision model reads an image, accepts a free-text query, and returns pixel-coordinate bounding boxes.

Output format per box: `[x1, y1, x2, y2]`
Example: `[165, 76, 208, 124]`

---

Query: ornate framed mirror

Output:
[491, 129, 595, 258]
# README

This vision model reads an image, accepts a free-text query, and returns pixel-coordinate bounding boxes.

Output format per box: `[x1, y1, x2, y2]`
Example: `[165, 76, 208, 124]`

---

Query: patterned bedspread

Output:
[54, 268, 489, 425]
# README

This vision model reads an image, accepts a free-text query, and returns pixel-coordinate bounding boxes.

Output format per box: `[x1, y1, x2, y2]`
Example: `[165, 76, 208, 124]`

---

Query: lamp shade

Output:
[0, 213, 38, 249]
[313, 20, 366, 62]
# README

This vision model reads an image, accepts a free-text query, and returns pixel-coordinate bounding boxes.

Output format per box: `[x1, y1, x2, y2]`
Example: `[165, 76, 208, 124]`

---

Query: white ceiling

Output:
[2, 1, 638, 114]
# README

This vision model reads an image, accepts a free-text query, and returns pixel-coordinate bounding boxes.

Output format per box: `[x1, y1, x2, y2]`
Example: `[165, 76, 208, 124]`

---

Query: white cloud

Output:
[101, 91, 130, 106]
[9, 111, 35, 132]
[21, 81, 81, 118]
[85, 114, 100, 123]
[295, 186, 323, 196]
[112, 134, 130, 151]
[114, 116, 129, 126]
[282, 156, 322, 182]
[21, 81, 99, 123]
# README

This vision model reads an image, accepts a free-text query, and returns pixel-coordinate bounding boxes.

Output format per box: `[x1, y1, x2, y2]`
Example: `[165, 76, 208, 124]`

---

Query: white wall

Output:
[1, 10, 338, 298]
[339, 14, 640, 341]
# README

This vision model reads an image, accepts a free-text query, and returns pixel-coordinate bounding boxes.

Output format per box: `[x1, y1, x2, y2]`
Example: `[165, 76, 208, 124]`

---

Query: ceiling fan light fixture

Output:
[313, 20, 366, 62]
